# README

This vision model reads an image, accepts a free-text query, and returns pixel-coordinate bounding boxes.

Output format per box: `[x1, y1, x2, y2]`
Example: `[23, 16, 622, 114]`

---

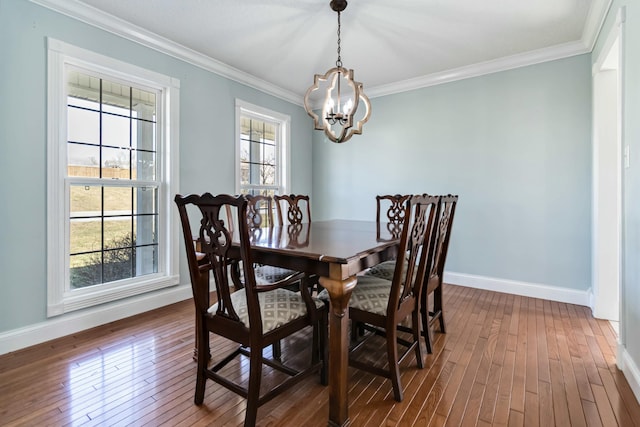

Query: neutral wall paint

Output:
[0, 0, 312, 334]
[593, 0, 640, 399]
[312, 55, 592, 293]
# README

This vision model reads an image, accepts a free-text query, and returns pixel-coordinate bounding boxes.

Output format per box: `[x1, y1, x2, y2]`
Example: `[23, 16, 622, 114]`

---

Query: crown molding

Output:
[367, 40, 590, 99]
[30, 0, 302, 106]
[31, 0, 612, 105]
[582, 0, 613, 51]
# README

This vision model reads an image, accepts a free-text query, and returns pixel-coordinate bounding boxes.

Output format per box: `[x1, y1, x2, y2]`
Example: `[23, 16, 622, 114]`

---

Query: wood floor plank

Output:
[1, 286, 639, 427]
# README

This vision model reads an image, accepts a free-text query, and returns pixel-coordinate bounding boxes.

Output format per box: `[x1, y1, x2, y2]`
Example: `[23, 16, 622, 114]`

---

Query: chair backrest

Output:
[274, 194, 311, 226]
[425, 194, 458, 294]
[387, 194, 440, 317]
[376, 194, 411, 240]
[175, 193, 260, 328]
[245, 194, 274, 229]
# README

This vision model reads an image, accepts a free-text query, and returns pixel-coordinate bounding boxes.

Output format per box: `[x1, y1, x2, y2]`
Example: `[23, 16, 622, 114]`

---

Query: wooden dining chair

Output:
[320, 194, 440, 402]
[273, 194, 319, 293]
[234, 194, 309, 359]
[231, 194, 305, 289]
[175, 193, 327, 427]
[376, 194, 411, 241]
[421, 194, 458, 353]
[363, 194, 412, 282]
[274, 194, 311, 225]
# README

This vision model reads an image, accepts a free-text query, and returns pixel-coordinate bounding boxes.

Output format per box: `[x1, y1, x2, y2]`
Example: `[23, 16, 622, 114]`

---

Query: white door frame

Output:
[591, 8, 625, 325]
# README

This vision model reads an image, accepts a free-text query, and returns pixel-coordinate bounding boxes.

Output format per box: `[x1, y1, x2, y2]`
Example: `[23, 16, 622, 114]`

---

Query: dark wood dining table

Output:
[248, 220, 400, 427]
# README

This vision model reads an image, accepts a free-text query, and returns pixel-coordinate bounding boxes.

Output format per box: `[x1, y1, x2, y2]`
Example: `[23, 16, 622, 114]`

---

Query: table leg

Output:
[319, 275, 357, 427]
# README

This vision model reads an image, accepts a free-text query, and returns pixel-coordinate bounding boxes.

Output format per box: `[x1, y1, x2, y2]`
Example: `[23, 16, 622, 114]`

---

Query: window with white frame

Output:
[47, 39, 180, 316]
[235, 100, 290, 218]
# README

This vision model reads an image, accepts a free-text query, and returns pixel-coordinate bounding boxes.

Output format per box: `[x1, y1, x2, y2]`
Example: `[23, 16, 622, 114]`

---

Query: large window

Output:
[235, 100, 290, 205]
[47, 39, 180, 316]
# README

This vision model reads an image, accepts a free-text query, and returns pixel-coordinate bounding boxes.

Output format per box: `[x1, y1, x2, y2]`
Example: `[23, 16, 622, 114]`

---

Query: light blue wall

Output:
[312, 55, 592, 291]
[0, 0, 312, 333]
[593, 0, 640, 382]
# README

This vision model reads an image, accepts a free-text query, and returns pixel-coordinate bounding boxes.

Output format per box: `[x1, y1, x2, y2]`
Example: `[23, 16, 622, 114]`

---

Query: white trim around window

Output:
[234, 99, 291, 195]
[47, 38, 180, 317]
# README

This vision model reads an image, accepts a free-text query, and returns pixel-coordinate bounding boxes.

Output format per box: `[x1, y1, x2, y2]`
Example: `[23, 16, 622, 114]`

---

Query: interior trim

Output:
[0, 285, 192, 356]
[619, 343, 640, 404]
[31, 0, 611, 105]
[444, 271, 591, 307]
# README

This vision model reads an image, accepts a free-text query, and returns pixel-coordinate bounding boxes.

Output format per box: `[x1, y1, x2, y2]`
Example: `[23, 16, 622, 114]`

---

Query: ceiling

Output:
[37, 0, 611, 104]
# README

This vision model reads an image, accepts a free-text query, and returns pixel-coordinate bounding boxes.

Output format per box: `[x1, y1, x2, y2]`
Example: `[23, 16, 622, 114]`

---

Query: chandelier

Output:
[303, 0, 371, 143]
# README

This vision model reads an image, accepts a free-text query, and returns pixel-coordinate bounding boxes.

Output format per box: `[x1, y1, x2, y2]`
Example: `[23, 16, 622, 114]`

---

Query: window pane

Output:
[240, 138, 250, 162]
[133, 187, 157, 215]
[134, 119, 156, 152]
[103, 247, 133, 283]
[67, 144, 100, 177]
[135, 245, 158, 275]
[102, 113, 130, 149]
[70, 218, 101, 255]
[67, 71, 100, 106]
[68, 106, 99, 145]
[71, 185, 102, 215]
[134, 215, 158, 246]
[104, 187, 132, 213]
[102, 147, 131, 177]
[102, 80, 131, 116]
[132, 88, 156, 118]
[261, 165, 276, 185]
[263, 144, 276, 165]
[133, 150, 156, 181]
[70, 253, 102, 289]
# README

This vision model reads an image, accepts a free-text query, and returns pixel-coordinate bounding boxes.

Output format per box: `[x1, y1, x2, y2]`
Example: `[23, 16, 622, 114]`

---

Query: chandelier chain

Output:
[336, 12, 342, 68]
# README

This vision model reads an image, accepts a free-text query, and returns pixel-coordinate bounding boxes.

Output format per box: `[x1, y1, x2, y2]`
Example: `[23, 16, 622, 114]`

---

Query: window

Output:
[235, 100, 290, 210]
[47, 39, 180, 316]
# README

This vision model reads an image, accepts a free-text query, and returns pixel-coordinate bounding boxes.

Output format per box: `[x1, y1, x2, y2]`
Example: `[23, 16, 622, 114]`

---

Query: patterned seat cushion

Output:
[208, 288, 324, 333]
[255, 265, 301, 285]
[365, 259, 418, 285]
[318, 275, 392, 316]
[364, 260, 398, 280]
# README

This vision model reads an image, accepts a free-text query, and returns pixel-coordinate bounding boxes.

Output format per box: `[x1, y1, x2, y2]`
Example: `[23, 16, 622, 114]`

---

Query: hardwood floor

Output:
[1, 284, 638, 426]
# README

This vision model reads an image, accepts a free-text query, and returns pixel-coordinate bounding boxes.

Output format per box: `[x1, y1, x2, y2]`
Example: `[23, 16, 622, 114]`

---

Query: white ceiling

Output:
[37, 0, 610, 103]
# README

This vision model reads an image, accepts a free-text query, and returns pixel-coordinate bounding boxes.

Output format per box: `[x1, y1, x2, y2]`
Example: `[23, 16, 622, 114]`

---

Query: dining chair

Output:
[233, 193, 309, 359]
[376, 194, 411, 241]
[319, 194, 440, 402]
[175, 193, 327, 427]
[273, 194, 319, 293]
[421, 194, 458, 353]
[231, 194, 305, 290]
[274, 194, 311, 225]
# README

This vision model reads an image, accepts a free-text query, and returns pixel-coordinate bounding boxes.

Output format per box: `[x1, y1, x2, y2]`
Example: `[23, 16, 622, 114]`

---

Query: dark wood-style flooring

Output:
[1, 284, 639, 426]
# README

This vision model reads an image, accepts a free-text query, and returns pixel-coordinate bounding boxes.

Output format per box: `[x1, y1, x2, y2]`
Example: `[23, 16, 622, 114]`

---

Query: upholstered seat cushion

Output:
[365, 258, 419, 285]
[255, 265, 301, 285]
[318, 275, 393, 316]
[364, 260, 397, 280]
[208, 288, 324, 333]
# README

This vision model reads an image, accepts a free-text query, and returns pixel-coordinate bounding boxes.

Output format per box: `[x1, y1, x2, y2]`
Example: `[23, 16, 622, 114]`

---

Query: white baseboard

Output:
[619, 343, 640, 405]
[444, 271, 591, 306]
[0, 284, 192, 356]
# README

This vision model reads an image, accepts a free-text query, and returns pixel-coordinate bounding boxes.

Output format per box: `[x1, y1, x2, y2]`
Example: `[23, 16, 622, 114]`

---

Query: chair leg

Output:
[387, 328, 403, 402]
[412, 311, 424, 369]
[194, 319, 208, 405]
[272, 341, 282, 359]
[421, 306, 434, 354]
[244, 346, 262, 427]
[320, 311, 328, 385]
[434, 285, 446, 333]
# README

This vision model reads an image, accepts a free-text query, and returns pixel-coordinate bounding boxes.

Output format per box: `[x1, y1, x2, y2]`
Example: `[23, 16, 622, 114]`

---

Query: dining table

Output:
[248, 219, 400, 427]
